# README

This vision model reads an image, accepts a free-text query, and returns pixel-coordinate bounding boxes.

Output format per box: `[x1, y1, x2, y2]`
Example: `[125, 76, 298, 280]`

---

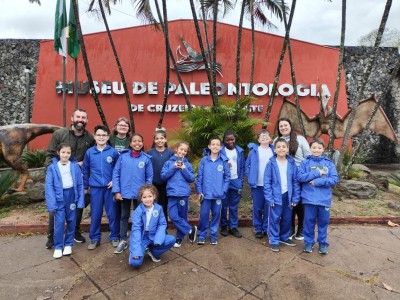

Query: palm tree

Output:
[327, 0, 346, 156]
[337, 0, 393, 173]
[89, 0, 136, 132]
[262, 0, 295, 127]
[71, 0, 108, 127]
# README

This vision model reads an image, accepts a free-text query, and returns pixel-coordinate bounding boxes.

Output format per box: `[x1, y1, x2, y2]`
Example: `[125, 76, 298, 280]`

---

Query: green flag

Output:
[54, 0, 68, 57]
[68, 1, 80, 59]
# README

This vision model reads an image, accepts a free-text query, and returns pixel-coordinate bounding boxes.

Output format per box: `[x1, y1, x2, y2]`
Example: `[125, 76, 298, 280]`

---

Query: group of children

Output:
[45, 121, 338, 266]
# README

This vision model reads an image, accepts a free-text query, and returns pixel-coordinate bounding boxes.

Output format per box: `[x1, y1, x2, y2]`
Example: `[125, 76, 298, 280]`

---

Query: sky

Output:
[1, 0, 399, 46]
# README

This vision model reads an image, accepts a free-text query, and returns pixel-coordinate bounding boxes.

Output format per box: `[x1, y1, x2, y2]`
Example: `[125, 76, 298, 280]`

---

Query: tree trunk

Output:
[98, 0, 134, 132]
[262, 0, 296, 128]
[211, 0, 219, 107]
[249, 0, 255, 98]
[235, 1, 246, 113]
[189, 0, 218, 106]
[72, 0, 108, 127]
[328, 0, 346, 156]
[337, 0, 393, 173]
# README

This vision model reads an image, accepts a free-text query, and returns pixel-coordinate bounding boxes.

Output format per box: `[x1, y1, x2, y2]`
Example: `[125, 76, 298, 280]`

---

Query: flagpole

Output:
[63, 56, 67, 127]
[74, 58, 78, 109]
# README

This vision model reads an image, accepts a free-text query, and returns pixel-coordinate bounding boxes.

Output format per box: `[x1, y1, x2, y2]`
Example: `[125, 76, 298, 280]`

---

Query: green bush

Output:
[170, 97, 265, 171]
[22, 150, 48, 168]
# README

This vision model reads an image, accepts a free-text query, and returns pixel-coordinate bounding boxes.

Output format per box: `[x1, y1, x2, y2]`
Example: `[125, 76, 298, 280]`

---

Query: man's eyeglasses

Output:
[95, 134, 109, 137]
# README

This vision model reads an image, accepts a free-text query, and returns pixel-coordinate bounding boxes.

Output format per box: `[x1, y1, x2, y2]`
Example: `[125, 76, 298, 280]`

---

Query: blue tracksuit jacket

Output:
[112, 150, 153, 199]
[246, 143, 274, 188]
[195, 149, 230, 200]
[45, 157, 84, 212]
[263, 155, 300, 206]
[160, 155, 195, 197]
[221, 144, 245, 190]
[297, 155, 339, 207]
[129, 203, 167, 257]
[82, 145, 119, 188]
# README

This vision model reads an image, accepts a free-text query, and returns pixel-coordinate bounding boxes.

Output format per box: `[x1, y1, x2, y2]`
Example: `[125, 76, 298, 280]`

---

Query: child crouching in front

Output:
[264, 138, 300, 252]
[129, 184, 176, 268]
[297, 138, 339, 255]
[45, 143, 84, 259]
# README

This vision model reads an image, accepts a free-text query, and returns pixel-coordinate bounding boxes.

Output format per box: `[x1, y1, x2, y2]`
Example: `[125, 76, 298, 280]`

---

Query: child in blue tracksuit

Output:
[45, 143, 84, 259]
[82, 125, 120, 250]
[245, 129, 274, 238]
[196, 137, 230, 245]
[297, 138, 339, 255]
[264, 138, 300, 252]
[129, 184, 176, 268]
[112, 133, 153, 254]
[161, 141, 197, 247]
[220, 130, 245, 238]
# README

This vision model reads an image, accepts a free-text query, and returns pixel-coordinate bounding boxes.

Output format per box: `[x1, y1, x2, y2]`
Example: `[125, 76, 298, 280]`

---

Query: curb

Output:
[1, 216, 400, 234]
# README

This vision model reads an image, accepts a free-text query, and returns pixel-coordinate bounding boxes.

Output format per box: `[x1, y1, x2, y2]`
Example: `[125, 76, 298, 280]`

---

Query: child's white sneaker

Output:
[63, 246, 72, 256]
[53, 249, 63, 259]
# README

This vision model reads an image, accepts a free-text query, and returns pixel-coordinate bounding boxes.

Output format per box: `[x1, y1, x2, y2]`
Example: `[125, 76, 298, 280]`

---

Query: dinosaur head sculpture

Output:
[318, 82, 331, 117]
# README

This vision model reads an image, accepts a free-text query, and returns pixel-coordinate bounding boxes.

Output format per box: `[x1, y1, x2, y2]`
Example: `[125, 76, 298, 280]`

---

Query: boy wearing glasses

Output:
[82, 125, 120, 250]
[245, 129, 274, 239]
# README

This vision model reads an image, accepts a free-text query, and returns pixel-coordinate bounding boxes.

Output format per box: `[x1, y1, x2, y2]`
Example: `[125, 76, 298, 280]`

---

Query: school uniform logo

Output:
[138, 161, 145, 168]
[216, 199, 221, 205]
[325, 207, 330, 211]
[106, 156, 113, 163]
[152, 210, 159, 218]
[217, 165, 223, 172]
[70, 203, 76, 210]
[180, 199, 185, 206]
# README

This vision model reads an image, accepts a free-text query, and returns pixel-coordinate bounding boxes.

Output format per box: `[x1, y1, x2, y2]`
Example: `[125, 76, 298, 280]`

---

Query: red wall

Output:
[31, 20, 347, 149]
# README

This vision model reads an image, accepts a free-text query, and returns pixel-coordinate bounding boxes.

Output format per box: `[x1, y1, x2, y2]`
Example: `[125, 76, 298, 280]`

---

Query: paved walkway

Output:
[1, 225, 399, 299]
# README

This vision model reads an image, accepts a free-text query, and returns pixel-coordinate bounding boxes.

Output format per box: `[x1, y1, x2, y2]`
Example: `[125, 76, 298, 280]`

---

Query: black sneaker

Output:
[288, 229, 295, 240]
[280, 239, 297, 247]
[174, 239, 183, 248]
[188, 225, 197, 243]
[220, 226, 229, 237]
[45, 235, 54, 249]
[74, 232, 86, 243]
[229, 228, 242, 238]
[255, 232, 263, 239]
[295, 232, 304, 241]
[271, 244, 280, 252]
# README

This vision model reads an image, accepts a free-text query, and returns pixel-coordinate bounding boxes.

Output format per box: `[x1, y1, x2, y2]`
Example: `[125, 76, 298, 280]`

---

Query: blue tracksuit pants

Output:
[198, 199, 222, 241]
[220, 188, 241, 229]
[251, 186, 269, 233]
[268, 192, 292, 245]
[303, 204, 330, 246]
[89, 187, 120, 242]
[54, 188, 77, 250]
[120, 199, 138, 241]
[128, 232, 175, 268]
[168, 196, 191, 240]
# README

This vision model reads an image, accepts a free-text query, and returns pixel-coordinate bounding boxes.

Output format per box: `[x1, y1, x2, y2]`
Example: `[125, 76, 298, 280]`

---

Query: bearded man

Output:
[46, 108, 95, 249]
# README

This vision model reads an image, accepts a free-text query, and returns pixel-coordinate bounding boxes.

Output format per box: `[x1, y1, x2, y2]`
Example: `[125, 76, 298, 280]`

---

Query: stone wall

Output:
[0, 39, 40, 126]
[0, 40, 399, 163]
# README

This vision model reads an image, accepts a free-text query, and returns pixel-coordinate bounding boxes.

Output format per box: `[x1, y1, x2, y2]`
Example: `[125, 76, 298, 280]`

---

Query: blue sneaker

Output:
[318, 245, 329, 255]
[270, 244, 280, 252]
[210, 237, 218, 245]
[303, 244, 313, 253]
[197, 238, 206, 245]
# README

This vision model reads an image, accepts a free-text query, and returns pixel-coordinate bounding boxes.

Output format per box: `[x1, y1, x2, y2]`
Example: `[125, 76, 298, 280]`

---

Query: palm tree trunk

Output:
[328, 0, 346, 156]
[189, 0, 218, 106]
[72, 0, 108, 127]
[282, 1, 306, 137]
[249, 0, 255, 97]
[211, 0, 219, 106]
[235, 1, 246, 113]
[262, 0, 296, 128]
[337, 0, 393, 173]
[98, 0, 134, 132]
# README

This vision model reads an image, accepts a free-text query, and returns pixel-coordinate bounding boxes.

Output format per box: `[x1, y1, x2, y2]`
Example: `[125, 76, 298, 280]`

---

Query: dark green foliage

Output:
[0, 170, 18, 196]
[170, 97, 264, 169]
[389, 173, 400, 187]
[22, 150, 48, 168]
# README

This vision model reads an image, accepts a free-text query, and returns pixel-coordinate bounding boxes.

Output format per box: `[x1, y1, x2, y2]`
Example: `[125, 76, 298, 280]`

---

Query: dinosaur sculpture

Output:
[0, 123, 61, 192]
[276, 93, 399, 143]
[172, 35, 223, 76]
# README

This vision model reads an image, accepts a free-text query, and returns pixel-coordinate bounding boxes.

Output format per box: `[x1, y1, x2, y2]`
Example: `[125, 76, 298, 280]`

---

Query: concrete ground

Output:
[0, 225, 399, 300]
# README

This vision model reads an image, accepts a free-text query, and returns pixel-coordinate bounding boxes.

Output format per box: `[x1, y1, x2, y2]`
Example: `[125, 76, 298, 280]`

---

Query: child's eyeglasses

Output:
[117, 124, 129, 128]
